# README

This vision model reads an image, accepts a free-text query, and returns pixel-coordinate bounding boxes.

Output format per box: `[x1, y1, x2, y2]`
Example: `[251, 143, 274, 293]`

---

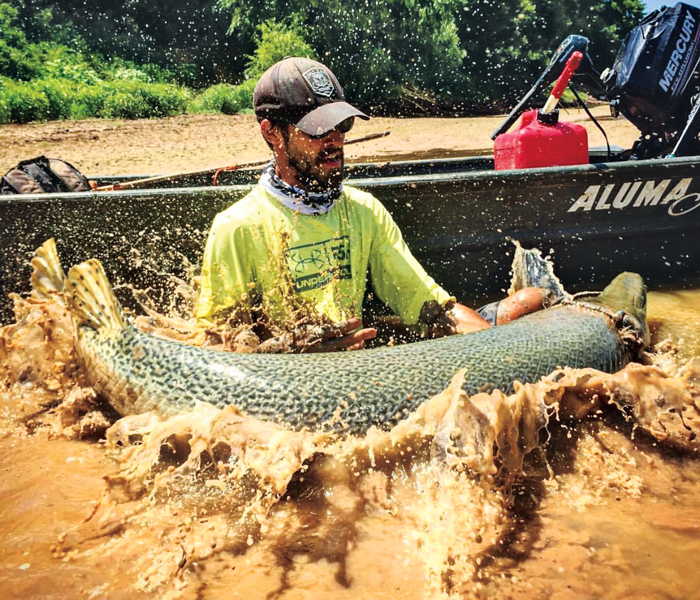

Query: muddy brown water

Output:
[1, 282, 700, 600]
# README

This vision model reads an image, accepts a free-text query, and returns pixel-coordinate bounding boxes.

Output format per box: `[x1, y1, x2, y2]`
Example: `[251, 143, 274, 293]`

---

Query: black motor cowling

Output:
[603, 2, 700, 157]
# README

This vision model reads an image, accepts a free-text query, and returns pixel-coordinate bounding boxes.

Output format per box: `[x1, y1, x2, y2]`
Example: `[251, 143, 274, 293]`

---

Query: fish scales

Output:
[76, 304, 629, 434]
[27, 238, 644, 436]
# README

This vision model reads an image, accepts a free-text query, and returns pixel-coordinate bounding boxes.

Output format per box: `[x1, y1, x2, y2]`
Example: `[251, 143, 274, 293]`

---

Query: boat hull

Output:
[1, 155, 699, 323]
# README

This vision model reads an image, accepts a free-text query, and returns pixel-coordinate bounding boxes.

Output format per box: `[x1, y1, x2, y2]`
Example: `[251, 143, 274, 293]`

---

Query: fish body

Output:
[45, 242, 648, 435]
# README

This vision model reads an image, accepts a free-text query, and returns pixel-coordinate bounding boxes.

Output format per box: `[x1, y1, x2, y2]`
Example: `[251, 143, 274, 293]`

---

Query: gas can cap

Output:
[537, 109, 559, 125]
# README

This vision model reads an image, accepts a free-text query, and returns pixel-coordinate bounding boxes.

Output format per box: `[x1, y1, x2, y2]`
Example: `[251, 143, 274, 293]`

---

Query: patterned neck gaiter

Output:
[259, 161, 342, 216]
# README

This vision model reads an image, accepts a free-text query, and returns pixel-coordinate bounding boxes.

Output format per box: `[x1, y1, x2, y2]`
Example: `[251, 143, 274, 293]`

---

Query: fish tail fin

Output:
[66, 259, 126, 333]
[30, 238, 66, 301]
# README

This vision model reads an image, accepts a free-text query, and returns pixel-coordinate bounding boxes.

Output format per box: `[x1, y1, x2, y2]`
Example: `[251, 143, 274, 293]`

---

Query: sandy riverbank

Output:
[0, 105, 640, 177]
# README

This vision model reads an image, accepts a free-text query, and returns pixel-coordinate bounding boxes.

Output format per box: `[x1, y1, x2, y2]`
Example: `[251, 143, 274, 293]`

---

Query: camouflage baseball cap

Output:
[253, 57, 369, 136]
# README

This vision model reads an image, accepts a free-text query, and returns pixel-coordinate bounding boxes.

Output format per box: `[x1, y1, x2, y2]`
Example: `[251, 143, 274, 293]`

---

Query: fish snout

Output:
[613, 309, 650, 351]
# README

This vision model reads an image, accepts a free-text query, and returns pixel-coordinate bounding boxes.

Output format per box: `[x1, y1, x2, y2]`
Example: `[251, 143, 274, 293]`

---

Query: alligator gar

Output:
[32, 239, 648, 435]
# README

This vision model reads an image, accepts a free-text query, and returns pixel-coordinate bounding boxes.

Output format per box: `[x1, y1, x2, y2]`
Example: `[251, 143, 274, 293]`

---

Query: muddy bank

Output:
[0, 106, 641, 177]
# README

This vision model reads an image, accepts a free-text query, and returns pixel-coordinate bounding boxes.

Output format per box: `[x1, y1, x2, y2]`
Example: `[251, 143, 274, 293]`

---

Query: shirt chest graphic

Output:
[284, 236, 352, 293]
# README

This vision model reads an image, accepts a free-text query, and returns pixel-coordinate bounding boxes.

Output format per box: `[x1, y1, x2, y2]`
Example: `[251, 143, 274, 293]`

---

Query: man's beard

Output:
[289, 147, 344, 192]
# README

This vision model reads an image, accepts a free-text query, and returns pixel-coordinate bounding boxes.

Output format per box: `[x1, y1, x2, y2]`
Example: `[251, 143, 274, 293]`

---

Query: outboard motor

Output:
[492, 2, 700, 161]
[602, 2, 700, 158]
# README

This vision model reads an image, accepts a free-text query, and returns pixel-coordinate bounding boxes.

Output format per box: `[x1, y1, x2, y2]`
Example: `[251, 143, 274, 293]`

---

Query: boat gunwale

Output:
[2, 154, 699, 203]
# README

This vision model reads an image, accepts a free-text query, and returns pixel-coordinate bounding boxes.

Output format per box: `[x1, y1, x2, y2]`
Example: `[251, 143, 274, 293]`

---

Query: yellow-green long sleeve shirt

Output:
[196, 184, 452, 327]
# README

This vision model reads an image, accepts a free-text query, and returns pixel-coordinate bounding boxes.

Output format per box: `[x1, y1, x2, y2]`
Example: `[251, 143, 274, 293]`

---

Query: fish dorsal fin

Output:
[66, 259, 126, 333]
[30, 238, 66, 302]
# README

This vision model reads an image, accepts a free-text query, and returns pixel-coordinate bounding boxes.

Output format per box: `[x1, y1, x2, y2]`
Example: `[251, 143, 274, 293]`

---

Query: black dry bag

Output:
[1, 155, 91, 194]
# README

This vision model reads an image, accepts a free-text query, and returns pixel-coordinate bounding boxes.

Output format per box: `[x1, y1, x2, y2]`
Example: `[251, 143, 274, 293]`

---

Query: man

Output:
[196, 57, 548, 351]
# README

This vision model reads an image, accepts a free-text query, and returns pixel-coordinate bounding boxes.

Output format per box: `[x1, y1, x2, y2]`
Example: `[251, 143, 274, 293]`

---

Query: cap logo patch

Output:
[303, 67, 336, 98]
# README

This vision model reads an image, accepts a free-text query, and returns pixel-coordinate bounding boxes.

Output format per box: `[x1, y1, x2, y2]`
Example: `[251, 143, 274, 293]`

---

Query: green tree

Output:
[244, 20, 315, 79]
[220, 0, 646, 109]
[528, 0, 643, 62]
[516, 0, 645, 78]
[0, 2, 35, 79]
[220, 0, 466, 110]
[450, 0, 533, 106]
[10, 0, 243, 87]
[437, 0, 645, 107]
[3, 0, 649, 112]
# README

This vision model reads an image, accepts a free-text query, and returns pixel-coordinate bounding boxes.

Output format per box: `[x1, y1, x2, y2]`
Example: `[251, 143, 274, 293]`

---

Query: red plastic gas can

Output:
[494, 109, 588, 170]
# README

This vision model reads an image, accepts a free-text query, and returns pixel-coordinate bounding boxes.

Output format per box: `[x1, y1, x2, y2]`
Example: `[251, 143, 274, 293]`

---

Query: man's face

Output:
[275, 120, 353, 192]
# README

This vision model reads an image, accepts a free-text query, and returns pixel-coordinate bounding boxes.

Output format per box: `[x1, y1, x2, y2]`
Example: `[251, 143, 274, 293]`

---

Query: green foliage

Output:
[189, 22, 311, 115]
[231, 78, 257, 113]
[0, 2, 192, 124]
[11, 0, 243, 88]
[517, 0, 645, 68]
[244, 20, 316, 79]
[33, 43, 102, 84]
[1, 80, 59, 124]
[0, 5, 106, 82]
[103, 57, 178, 85]
[0, 0, 649, 121]
[219, 0, 645, 110]
[0, 2, 34, 79]
[189, 82, 250, 114]
[239, 1, 465, 108]
[0, 78, 190, 123]
[69, 85, 109, 120]
[98, 82, 191, 119]
[220, 0, 467, 108]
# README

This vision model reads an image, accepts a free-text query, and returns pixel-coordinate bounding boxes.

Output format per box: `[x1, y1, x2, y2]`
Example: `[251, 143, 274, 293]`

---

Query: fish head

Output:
[588, 272, 650, 349]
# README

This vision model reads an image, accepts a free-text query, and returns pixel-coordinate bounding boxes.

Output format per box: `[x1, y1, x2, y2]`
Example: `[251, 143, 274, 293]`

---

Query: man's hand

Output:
[304, 317, 377, 352]
[419, 300, 491, 338]
[255, 317, 376, 353]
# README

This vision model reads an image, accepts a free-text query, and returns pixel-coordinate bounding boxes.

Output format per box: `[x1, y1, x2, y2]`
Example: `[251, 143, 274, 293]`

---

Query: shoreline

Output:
[0, 106, 641, 177]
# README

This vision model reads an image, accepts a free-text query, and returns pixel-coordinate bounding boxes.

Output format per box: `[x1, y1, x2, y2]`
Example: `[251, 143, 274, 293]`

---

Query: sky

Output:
[643, 0, 700, 12]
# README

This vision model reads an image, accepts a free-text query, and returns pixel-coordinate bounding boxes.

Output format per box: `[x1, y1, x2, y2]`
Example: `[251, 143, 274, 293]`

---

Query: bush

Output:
[182, 20, 312, 119]
[99, 82, 190, 119]
[0, 78, 87, 123]
[138, 83, 191, 117]
[0, 78, 190, 123]
[34, 78, 80, 120]
[189, 79, 256, 114]
[0, 79, 50, 123]
[229, 78, 256, 114]
[100, 90, 150, 119]
[0, 77, 10, 123]
[189, 83, 239, 114]
[105, 57, 177, 84]
[70, 84, 111, 119]
[35, 43, 103, 84]
[244, 20, 316, 79]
